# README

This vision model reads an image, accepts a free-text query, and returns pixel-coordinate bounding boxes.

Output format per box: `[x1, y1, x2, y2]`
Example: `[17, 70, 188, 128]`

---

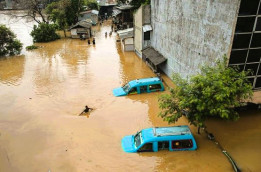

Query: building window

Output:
[144, 31, 150, 40]
[235, 17, 255, 33]
[229, 0, 261, 89]
[238, 0, 260, 16]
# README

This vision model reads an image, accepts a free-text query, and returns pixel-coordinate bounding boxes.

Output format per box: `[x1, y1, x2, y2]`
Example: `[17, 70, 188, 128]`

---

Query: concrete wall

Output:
[151, 0, 241, 78]
[134, 6, 143, 58]
[121, 38, 134, 52]
[125, 37, 134, 45]
[134, 5, 151, 58]
[143, 5, 151, 24]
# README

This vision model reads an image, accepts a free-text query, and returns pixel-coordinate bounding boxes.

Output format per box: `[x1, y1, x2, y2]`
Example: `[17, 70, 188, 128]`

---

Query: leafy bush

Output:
[159, 56, 253, 134]
[30, 23, 60, 42]
[26, 45, 39, 50]
[0, 24, 23, 57]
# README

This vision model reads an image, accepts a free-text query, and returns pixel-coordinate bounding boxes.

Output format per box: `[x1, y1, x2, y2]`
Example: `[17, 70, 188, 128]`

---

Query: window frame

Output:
[171, 139, 193, 149]
[144, 31, 150, 40]
[149, 84, 162, 91]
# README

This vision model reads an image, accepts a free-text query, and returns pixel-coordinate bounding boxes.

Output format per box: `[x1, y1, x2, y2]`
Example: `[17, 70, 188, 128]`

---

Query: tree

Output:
[14, 0, 49, 24]
[0, 25, 23, 57]
[46, 0, 69, 36]
[30, 23, 60, 42]
[158, 56, 253, 134]
[65, 0, 85, 26]
[85, 0, 98, 10]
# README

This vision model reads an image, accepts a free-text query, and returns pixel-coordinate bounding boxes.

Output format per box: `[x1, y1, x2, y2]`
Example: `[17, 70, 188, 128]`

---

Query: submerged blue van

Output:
[113, 77, 164, 97]
[121, 125, 197, 153]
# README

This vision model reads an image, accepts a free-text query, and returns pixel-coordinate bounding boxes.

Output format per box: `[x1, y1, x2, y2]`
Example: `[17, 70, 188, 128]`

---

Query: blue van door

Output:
[158, 141, 170, 151]
[139, 85, 147, 94]
[148, 84, 163, 92]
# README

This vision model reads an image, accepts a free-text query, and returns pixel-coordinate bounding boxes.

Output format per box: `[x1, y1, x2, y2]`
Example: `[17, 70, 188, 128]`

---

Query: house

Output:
[134, 5, 152, 58]
[117, 28, 134, 52]
[113, 5, 134, 30]
[68, 20, 92, 39]
[99, 0, 117, 18]
[78, 10, 99, 25]
[148, 0, 261, 101]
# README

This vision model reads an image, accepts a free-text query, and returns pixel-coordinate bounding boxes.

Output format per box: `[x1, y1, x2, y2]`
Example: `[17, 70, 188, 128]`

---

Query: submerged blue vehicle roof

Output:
[128, 77, 161, 87]
[142, 125, 193, 143]
[113, 77, 164, 97]
[121, 125, 197, 153]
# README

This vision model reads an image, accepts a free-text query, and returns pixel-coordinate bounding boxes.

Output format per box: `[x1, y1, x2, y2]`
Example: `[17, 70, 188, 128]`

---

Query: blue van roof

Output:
[142, 125, 194, 143]
[128, 77, 161, 87]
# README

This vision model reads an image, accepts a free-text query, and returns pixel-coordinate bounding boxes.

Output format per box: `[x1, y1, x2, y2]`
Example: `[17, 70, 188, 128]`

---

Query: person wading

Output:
[79, 105, 93, 116]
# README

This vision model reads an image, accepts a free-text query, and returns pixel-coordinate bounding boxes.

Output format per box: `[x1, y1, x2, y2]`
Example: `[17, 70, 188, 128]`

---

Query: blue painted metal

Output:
[113, 77, 164, 97]
[113, 87, 127, 97]
[121, 125, 197, 153]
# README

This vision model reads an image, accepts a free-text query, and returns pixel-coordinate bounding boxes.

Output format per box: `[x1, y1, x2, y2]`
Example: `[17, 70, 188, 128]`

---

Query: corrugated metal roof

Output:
[142, 47, 167, 66]
[116, 5, 133, 10]
[143, 25, 152, 32]
[112, 9, 122, 16]
[92, 10, 99, 15]
[69, 20, 92, 30]
[80, 10, 99, 15]
[117, 28, 134, 39]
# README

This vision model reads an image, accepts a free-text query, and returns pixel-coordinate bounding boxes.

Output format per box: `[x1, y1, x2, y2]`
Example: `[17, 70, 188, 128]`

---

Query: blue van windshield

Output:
[134, 131, 142, 148]
[123, 84, 130, 92]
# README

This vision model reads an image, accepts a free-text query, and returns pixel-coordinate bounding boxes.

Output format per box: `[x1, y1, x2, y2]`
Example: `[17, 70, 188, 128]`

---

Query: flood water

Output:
[0, 11, 261, 172]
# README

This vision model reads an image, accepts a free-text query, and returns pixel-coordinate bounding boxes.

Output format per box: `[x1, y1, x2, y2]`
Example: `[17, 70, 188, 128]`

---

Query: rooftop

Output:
[117, 28, 133, 40]
[80, 10, 99, 15]
[116, 5, 133, 10]
[69, 20, 92, 30]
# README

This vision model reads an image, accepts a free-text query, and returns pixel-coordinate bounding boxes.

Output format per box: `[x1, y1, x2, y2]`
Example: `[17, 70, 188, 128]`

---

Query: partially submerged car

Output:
[121, 125, 197, 153]
[113, 77, 164, 97]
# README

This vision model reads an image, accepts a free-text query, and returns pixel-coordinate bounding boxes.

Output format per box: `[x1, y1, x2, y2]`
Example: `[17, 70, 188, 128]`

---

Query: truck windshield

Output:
[123, 83, 130, 92]
[134, 131, 142, 148]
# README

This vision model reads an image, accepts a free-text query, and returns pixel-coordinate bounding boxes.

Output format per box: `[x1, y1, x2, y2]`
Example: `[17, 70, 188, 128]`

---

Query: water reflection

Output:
[0, 11, 35, 52]
[0, 55, 25, 86]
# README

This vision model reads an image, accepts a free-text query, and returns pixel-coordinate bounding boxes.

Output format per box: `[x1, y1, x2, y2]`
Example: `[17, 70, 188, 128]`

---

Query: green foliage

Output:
[46, 0, 69, 30]
[131, 0, 150, 9]
[158, 56, 253, 130]
[85, 0, 98, 10]
[26, 45, 39, 50]
[30, 23, 60, 42]
[65, 0, 85, 26]
[0, 24, 22, 57]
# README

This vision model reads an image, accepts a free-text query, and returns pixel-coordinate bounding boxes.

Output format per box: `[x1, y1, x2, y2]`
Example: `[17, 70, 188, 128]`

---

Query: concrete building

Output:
[134, 5, 152, 58]
[99, 0, 117, 18]
[149, 0, 261, 92]
[114, 5, 134, 30]
[117, 28, 134, 52]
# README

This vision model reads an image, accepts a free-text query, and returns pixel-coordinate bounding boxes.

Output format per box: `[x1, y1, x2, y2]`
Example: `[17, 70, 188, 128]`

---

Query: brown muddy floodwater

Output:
[0, 11, 261, 172]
